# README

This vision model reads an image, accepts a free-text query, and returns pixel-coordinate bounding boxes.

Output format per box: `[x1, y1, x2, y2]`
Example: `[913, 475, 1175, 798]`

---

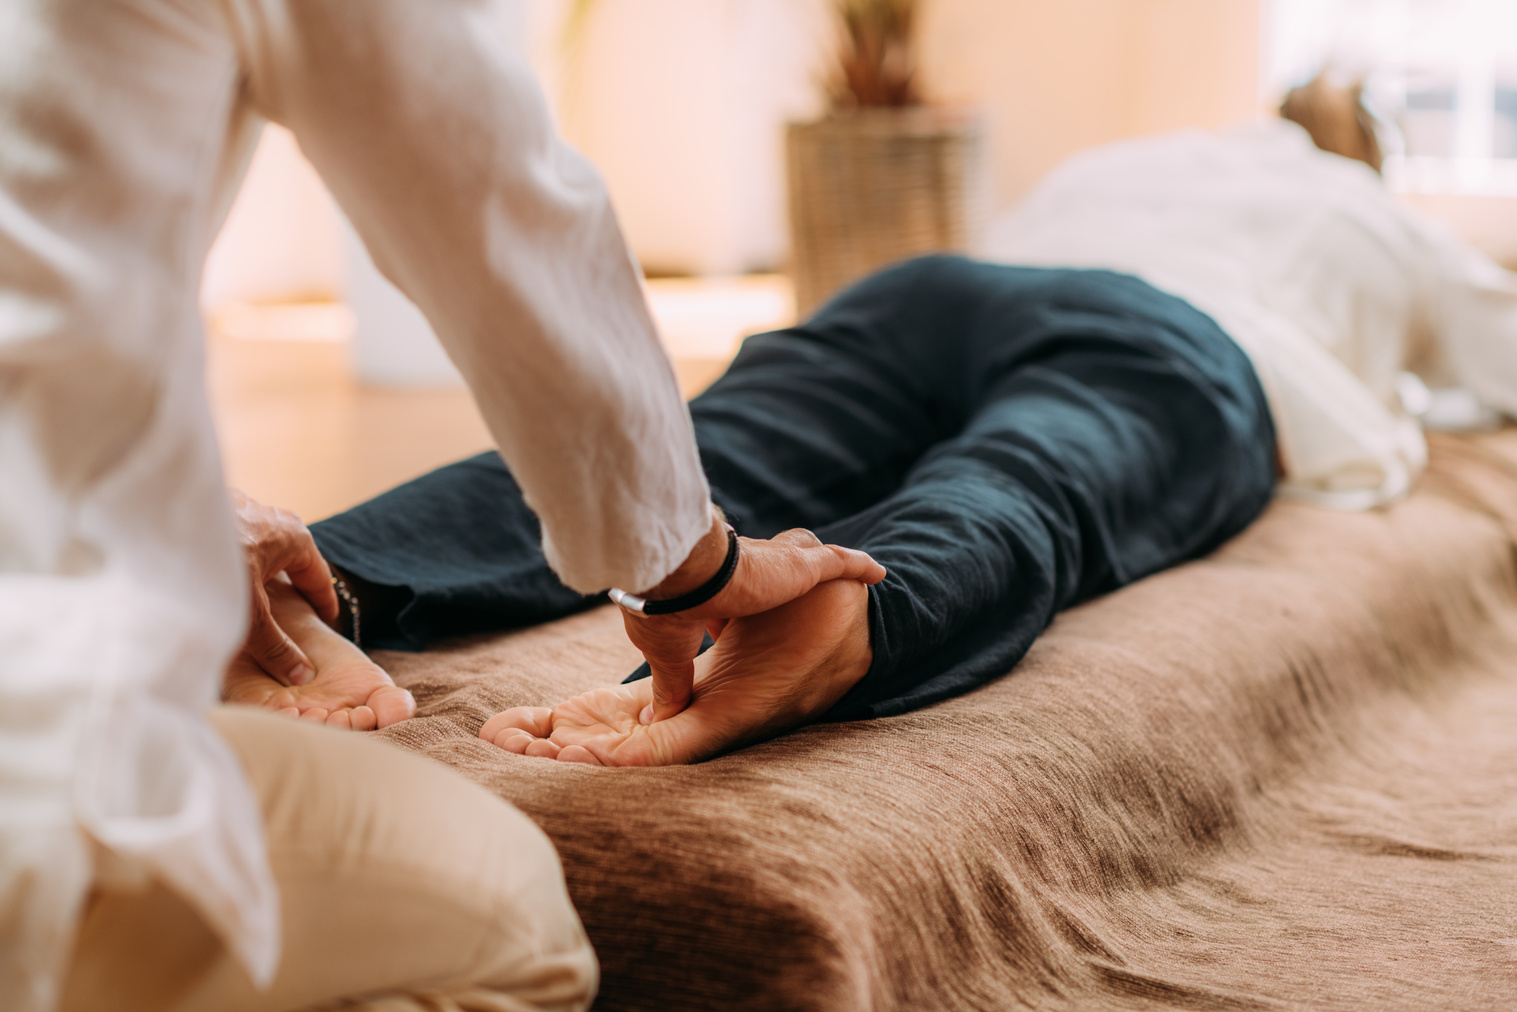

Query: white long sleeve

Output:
[0, 2, 708, 1009]
[1, 3, 278, 1007]
[229, 0, 712, 594]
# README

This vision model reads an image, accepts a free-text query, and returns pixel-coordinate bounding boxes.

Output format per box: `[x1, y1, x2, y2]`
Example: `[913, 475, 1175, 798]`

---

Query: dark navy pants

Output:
[311, 257, 1277, 719]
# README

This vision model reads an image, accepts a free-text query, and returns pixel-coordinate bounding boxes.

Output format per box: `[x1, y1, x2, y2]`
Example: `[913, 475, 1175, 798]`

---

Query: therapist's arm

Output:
[227, 0, 882, 704]
[231, 0, 708, 595]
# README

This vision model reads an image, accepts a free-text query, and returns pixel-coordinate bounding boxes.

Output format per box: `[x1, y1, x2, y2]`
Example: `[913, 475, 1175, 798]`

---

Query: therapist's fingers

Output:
[680, 529, 886, 620]
[230, 489, 340, 626]
[620, 611, 707, 722]
[645, 657, 697, 724]
[284, 550, 339, 628]
[823, 542, 888, 586]
[243, 581, 316, 687]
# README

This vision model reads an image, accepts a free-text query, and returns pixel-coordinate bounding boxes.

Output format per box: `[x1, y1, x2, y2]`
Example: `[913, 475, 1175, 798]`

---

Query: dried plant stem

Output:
[834, 0, 921, 109]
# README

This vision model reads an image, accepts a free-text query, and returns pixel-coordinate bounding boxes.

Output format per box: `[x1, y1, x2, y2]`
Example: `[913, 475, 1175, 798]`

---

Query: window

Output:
[1266, 0, 1517, 193]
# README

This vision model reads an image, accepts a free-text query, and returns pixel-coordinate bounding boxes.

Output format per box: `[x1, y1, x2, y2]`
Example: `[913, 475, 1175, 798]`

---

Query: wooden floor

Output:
[206, 275, 790, 523]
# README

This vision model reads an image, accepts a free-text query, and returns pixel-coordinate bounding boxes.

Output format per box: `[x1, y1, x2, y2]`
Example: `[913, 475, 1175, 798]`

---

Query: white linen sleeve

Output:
[227, 0, 711, 593]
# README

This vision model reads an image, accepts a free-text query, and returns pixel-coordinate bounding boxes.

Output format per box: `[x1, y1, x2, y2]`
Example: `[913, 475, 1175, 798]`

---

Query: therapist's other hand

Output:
[621, 511, 885, 723]
[230, 489, 340, 687]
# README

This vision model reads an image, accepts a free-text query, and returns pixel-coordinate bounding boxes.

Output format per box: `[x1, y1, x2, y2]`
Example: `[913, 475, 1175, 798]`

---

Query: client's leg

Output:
[305, 252, 983, 649]
[493, 257, 1277, 760]
[802, 259, 1278, 717]
[61, 708, 596, 1012]
[310, 454, 599, 650]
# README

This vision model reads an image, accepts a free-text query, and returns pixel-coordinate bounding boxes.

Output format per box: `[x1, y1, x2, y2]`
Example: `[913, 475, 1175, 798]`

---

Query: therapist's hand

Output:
[620, 510, 886, 723]
[230, 489, 340, 687]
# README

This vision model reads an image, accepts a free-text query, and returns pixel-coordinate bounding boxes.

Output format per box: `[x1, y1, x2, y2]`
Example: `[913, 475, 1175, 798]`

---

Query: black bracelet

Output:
[609, 527, 740, 617]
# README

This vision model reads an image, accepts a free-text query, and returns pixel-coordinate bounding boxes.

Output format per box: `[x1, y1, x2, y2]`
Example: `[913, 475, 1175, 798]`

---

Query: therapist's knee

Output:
[60, 709, 597, 1012]
[211, 707, 598, 1011]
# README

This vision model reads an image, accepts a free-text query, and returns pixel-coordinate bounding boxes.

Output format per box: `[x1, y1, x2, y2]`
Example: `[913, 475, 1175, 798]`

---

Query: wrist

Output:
[641, 507, 728, 602]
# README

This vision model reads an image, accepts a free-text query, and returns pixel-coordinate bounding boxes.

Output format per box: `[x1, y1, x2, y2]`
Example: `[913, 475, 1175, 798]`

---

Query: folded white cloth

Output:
[982, 120, 1517, 509]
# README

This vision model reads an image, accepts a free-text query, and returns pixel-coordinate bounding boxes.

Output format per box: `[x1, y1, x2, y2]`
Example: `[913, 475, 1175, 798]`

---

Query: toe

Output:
[349, 706, 378, 732]
[325, 709, 353, 730]
[524, 738, 562, 759]
[506, 706, 554, 737]
[369, 685, 416, 729]
[481, 706, 552, 741]
[479, 711, 516, 741]
[557, 745, 604, 766]
[300, 707, 329, 723]
[495, 732, 533, 754]
[275, 706, 301, 720]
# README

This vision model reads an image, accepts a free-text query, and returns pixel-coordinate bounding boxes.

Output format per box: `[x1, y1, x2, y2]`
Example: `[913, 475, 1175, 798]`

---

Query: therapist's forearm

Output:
[247, 0, 712, 596]
[638, 508, 728, 600]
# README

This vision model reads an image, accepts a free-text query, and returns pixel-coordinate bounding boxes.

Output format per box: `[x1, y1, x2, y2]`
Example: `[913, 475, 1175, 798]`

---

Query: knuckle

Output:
[260, 636, 294, 662]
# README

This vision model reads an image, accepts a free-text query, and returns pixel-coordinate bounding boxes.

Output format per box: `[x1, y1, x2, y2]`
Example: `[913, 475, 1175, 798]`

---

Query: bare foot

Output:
[479, 579, 872, 765]
[223, 580, 416, 730]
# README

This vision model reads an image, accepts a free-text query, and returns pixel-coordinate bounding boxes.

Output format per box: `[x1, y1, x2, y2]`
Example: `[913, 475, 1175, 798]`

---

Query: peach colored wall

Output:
[919, 0, 1265, 209]
[555, 0, 828, 275]
[201, 124, 343, 308]
[555, 0, 1267, 271]
[203, 0, 1269, 300]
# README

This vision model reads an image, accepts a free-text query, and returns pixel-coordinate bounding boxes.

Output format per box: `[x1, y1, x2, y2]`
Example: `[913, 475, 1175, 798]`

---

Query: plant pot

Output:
[785, 106, 985, 317]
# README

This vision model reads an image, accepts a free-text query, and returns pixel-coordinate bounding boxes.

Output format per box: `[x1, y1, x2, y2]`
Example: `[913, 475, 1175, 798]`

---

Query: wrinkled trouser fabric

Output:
[61, 709, 597, 1012]
[312, 257, 1277, 719]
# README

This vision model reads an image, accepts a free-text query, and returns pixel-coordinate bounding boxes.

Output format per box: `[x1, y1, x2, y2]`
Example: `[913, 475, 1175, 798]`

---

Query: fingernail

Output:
[640, 703, 655, 725]
[289, 664, 314, 687]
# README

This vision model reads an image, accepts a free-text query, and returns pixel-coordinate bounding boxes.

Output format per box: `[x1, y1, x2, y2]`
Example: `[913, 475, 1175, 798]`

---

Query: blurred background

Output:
[206, 0, 1517, 522]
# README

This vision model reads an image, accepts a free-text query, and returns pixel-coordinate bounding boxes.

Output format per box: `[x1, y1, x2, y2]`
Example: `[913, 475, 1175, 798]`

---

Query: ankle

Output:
[329, 567, 409, 644]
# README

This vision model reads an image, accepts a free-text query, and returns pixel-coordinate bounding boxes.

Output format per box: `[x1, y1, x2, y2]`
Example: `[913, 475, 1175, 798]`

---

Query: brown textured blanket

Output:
[374, 431, 1517, 1011]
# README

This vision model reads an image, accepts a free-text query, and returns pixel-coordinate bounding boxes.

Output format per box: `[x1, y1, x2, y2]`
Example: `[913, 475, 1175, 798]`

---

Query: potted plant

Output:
[786, 0, 984, 316]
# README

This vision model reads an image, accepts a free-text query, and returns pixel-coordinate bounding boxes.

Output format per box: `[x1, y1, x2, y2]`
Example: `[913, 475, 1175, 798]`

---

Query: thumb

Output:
[621, 612, 706, 722]
[645, 657, 697, 724]
[244, 589, 315, 687]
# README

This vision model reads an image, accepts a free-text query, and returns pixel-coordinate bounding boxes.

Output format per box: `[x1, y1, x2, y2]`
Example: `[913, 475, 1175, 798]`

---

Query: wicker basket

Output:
[785, 106, 984, 317]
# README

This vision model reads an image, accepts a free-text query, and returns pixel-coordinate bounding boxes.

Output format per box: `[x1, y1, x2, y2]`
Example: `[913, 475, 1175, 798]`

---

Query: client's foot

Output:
[223, 580, 416, 730]
[479, 579, 872, 765]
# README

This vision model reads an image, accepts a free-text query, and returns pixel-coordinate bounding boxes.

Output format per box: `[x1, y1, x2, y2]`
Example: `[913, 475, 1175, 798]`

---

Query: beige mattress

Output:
[374, 431, 1517, 1011]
